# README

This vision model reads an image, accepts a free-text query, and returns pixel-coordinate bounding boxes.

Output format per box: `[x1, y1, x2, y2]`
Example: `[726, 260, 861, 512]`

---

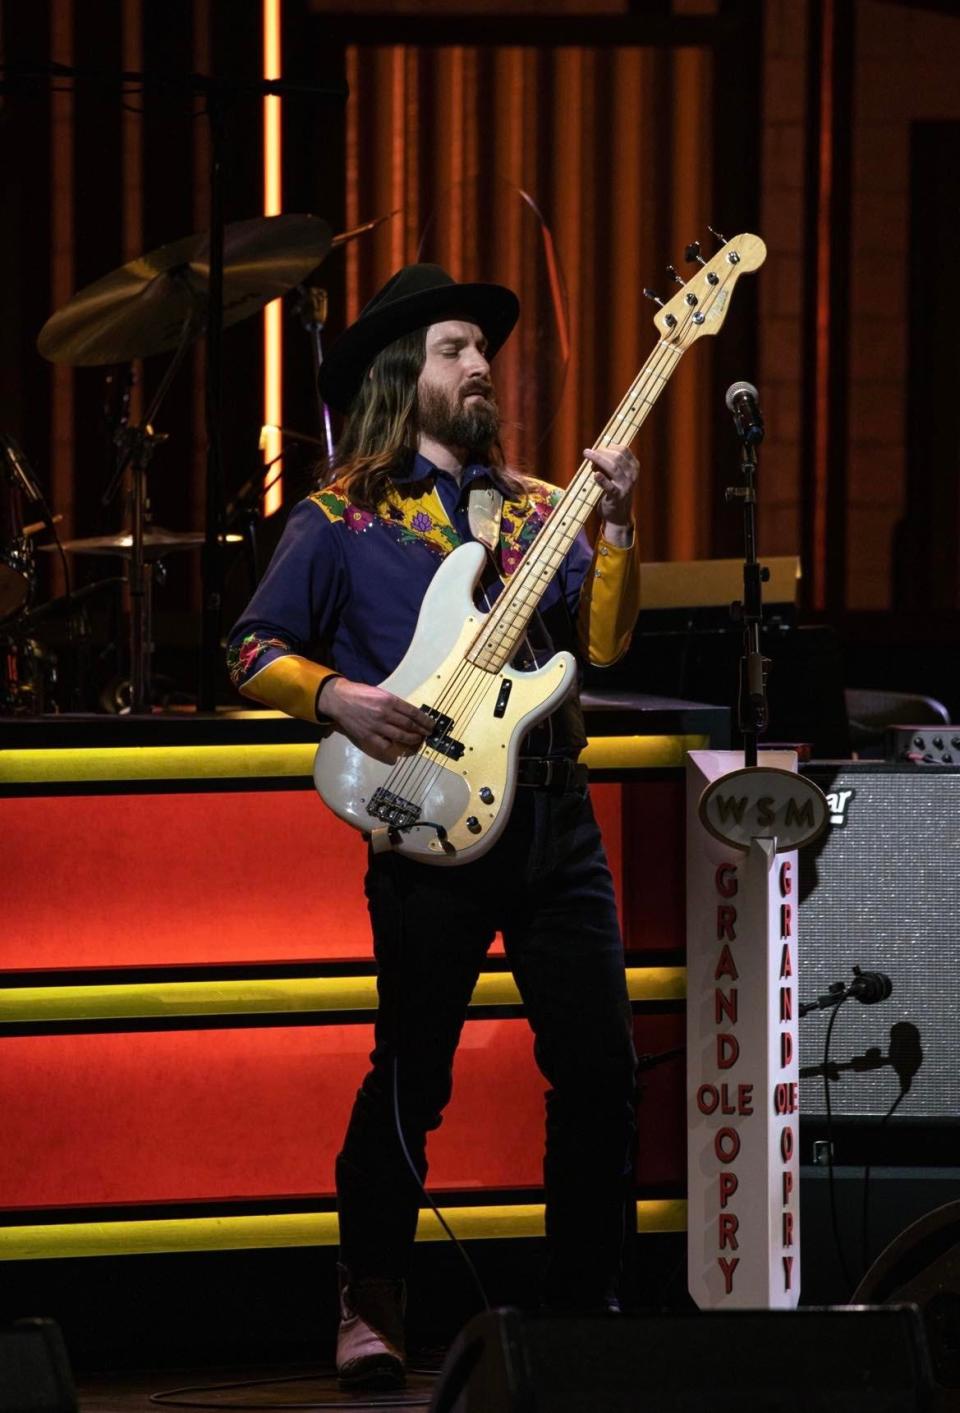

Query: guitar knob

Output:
[479, 787, 495, 804]
[466, 816, 482, 834]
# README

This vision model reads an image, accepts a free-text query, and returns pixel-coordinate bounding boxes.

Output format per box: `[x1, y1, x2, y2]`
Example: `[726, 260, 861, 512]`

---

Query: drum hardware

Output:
[291, 213, 396, 459]
[36, 214, 334, 367]
[37, 214, 339, 713]
[292, 284, 336, 462]
[39, 528, 243, 558]
[31, 206, 385, 711]
[0, 632, 57, 716]
[18, 576, 125, 628]
[10, 57, 348, 711]
[258, 423, 327, 449]
[0, 437, 44, 623]
[22, 513, 63, 538]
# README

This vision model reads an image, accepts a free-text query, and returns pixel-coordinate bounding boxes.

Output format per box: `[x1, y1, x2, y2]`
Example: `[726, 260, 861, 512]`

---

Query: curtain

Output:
[341, 42, 715, 561]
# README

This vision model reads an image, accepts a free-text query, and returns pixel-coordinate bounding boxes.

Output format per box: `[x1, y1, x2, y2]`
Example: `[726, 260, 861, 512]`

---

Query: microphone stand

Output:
[725, 425, 770, 767]
[799, 1048, 888, 1083]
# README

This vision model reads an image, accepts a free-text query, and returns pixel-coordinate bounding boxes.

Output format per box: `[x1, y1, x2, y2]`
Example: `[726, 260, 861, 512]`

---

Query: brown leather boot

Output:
[336, 1264, 406, 1388]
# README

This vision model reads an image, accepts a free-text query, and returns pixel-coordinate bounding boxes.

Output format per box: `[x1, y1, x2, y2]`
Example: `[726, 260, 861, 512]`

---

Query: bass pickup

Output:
[422, 705, 465, 760]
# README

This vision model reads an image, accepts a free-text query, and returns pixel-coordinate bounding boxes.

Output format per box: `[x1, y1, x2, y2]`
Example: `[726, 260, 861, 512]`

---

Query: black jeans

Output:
[335, 780, 638, 1306]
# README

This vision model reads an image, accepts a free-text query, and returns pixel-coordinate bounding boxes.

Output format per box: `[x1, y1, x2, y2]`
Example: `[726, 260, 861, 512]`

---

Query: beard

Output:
[418, 378, 501, 459]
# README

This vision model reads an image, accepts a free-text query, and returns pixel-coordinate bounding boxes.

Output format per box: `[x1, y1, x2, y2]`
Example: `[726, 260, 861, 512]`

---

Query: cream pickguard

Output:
[313, 232, 766, 864]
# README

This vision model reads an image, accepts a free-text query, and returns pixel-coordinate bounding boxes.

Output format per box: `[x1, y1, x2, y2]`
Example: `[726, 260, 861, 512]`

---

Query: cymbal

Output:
[39, 527, 243, 558]
[37, 214, 333, 366]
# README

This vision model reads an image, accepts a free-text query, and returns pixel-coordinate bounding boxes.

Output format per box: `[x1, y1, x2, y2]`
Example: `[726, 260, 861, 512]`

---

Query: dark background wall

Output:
[1, 0, 959, 714]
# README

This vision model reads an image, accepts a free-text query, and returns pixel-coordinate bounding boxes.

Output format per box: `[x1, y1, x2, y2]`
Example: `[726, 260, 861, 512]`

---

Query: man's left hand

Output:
[583, 444, 638, 542]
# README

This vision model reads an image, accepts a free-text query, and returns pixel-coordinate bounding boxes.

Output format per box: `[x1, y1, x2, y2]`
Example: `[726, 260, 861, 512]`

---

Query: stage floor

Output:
[77, 1364, 441, 1412]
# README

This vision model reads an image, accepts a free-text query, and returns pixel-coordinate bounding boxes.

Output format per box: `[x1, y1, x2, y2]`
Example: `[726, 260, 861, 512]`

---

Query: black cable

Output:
[860, 1085, 907, 1282]
[822, 996, 855, 1293]
[148, 1366, 431, 1410]
[392, 1055, 490, 1313]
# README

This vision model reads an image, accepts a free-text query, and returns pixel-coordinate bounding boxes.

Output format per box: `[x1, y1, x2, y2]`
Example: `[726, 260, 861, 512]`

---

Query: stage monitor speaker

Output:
[854, 1199, 960, 1393]
[798, 763, 960, 1120]
[428, 1305, 935, 1413]
[0, 1320, 77, 1413]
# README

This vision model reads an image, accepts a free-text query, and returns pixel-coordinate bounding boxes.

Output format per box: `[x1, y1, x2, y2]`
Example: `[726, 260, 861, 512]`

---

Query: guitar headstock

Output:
[650, 232, 766, 347]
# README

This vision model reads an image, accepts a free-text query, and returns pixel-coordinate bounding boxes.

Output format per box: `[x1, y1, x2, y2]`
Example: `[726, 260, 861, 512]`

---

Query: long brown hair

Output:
[321, 326, 527, 511]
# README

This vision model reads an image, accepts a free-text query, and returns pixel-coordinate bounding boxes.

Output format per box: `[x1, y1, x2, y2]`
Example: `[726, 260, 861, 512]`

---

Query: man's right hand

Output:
[318, 678, 434, 765]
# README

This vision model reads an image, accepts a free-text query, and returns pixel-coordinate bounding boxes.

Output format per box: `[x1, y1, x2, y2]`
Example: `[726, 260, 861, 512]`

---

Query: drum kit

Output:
[0, 210, 379, 715]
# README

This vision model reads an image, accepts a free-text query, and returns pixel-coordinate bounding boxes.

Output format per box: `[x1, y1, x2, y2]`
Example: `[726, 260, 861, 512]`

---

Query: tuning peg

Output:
[666, 265, 686, 286]
[707, 224, 729, 246]
[689, 236, 721, 284]
[643, 288, 677, 328]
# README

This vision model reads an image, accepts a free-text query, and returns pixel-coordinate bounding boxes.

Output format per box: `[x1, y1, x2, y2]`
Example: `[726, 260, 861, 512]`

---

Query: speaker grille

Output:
[798, 765, 960, 1120]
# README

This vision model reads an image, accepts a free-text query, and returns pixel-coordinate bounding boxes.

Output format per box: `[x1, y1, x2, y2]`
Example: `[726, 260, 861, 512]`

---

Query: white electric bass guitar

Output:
[315, 232, 766, 864]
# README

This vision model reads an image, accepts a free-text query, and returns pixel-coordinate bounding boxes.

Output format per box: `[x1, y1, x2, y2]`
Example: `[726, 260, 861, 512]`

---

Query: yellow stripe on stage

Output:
[579, 734, 708, 770]
[0, 968, 686, 1024]
[0, 1200, 688, 1261]
[0, 744, 318, 784]
[0, 735, 707, 785]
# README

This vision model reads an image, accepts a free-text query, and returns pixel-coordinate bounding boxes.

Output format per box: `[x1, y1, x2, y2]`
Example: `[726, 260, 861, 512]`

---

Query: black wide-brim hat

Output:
[318, 262, 520, 414]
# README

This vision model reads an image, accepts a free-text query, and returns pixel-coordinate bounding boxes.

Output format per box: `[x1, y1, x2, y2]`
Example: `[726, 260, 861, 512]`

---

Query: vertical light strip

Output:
[50, 0, 74, 578]
[262, 0, 283, 516]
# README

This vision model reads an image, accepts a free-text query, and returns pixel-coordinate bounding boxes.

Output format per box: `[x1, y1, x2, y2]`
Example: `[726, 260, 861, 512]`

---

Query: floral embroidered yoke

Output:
[227, 452, 640, 736]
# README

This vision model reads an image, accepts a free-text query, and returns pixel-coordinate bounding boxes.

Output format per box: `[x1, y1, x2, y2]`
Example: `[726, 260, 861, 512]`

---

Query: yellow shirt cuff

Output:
[239, 654, 339, 723]
[580, 529, 641, 667]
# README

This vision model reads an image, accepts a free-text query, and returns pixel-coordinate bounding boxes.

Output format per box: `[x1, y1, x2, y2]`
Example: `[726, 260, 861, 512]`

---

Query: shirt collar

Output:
[393, 450, 492, 492]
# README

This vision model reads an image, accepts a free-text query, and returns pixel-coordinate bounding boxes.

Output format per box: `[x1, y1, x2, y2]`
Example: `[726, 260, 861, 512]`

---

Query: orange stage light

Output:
[262, 0, 283, 516]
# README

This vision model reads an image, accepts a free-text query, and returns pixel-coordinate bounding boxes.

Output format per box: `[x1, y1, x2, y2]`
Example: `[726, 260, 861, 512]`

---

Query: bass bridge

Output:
[367, 787, 421, 829]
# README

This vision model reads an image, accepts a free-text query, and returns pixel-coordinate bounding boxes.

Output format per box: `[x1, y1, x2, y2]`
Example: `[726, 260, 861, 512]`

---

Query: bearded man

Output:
[228, 265, 642, 1388]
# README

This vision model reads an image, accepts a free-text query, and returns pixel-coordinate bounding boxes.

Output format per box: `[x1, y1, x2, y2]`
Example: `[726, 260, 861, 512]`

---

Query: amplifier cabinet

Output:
[798, 763, 960, 1121]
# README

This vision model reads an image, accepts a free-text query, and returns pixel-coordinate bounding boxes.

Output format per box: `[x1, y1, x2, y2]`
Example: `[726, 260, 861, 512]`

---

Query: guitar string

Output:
[380, 324, 694, 816]
[457, 257, 741, 679]
[378, 262, 736, 820]
[380, 335, 686, 816]
[381, 317, 698, 816]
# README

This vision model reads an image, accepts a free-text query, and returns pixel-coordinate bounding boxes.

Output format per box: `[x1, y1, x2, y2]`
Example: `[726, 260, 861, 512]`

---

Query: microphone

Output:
[0, 434, 58, 531]
[888, 1021, 923, 1094]
[724, 380, 765, 445]
[799, 965, 893, 1016]
[1, 433, 45, 504]
[847, 966, 893, 1006]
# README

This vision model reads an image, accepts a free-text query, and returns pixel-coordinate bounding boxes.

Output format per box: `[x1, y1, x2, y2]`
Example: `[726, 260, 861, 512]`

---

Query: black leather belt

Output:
[516, 757, 588, 792]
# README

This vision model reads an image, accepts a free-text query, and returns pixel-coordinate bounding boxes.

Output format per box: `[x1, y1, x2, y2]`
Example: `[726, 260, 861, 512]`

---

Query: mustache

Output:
[461, 380, 495, 400]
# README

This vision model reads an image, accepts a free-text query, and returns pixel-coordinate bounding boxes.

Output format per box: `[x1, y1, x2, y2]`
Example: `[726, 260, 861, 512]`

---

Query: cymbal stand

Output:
[112, 308, 198, 714]
[295, 284, 335, 462]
